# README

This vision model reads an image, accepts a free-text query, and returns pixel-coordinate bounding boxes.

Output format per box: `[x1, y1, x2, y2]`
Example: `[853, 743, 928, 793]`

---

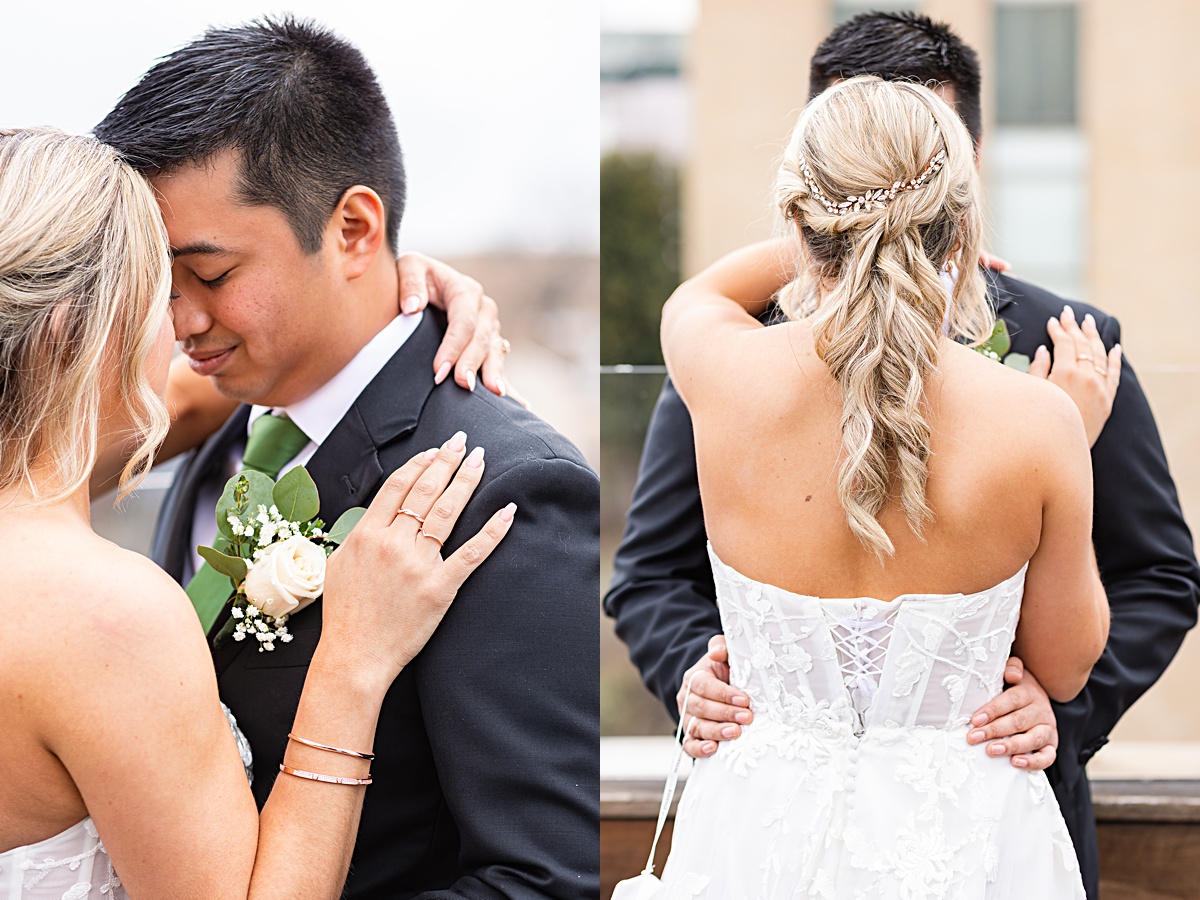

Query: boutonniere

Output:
[199, 467, 365, 651]
[976, 319, 1030, 373]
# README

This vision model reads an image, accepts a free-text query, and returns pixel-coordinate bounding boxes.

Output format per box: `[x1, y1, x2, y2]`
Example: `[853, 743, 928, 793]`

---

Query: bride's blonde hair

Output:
[0, 129, 171, 503]
[774, 76, 994, 558]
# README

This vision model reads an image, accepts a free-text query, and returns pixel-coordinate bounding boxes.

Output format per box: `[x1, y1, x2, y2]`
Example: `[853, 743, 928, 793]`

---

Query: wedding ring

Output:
[1094, 365, 1108, 375]
[685, 715, 697, 738]
[500, 337, 512, 355]
[1076, 354, 1093, 362]
[397, 508, 426, 525]
[418, 528, 444, 549]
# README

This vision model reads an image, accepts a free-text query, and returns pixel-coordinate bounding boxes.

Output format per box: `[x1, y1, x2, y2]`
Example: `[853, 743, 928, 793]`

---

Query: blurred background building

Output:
[0, 1, 598, 549]
[602, 0, 1200, 751]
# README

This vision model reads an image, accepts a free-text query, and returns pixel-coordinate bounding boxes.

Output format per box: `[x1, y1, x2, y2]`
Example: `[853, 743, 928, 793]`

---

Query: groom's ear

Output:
[329, 185, 388, 280]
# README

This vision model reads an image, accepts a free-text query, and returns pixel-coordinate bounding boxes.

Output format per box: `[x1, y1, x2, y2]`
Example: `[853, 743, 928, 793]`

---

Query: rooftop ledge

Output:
[600, 736, 1200, 823]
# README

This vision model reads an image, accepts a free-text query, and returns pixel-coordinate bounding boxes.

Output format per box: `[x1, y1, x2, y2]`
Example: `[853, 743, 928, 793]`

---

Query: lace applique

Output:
[17, 819, 122, 898]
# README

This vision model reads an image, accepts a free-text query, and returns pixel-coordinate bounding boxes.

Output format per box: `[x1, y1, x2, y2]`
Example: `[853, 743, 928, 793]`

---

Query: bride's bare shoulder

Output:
[0, 530, 205, 680]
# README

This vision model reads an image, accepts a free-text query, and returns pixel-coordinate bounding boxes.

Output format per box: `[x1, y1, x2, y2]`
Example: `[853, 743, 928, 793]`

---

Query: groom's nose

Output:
[170, 288, 214, 341]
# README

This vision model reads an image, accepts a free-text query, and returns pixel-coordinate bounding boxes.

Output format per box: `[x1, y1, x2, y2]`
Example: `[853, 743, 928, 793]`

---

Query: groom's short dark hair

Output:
[809, 11, 983, 147]
[95, 16, 405, 255]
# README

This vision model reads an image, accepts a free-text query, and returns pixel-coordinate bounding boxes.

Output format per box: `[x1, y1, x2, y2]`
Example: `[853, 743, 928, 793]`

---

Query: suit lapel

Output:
[305, 309, 443, 524]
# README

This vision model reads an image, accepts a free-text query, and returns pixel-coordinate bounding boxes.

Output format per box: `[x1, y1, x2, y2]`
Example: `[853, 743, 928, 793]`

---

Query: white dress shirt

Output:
[186, 311, 423, 580]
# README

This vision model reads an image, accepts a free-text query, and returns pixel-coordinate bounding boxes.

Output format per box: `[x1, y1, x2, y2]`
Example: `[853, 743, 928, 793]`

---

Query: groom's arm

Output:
[603, 376, 722, 721]
[412, 456, 599, 900]
[1054, 314, 1200, 762]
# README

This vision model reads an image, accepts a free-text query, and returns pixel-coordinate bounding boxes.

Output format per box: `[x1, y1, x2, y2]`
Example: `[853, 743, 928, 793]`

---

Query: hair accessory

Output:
[279, 764, 372, 786]
[799, 149, 947, 216]
[288, 732, 376, 761]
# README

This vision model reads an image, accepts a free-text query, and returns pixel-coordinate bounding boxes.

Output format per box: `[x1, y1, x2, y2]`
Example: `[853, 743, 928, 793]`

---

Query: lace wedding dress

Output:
[0, 705, 253, 899]
[655, 545, 1083, 899]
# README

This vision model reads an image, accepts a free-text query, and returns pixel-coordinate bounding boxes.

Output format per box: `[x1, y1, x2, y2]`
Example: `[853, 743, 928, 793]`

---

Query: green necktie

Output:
[185, 412, 311, 633]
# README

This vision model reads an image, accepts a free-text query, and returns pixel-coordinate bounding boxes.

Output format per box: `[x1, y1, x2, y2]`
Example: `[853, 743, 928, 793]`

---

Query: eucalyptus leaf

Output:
[216, 470, 276, 540]
[1003, 353, 1031, 373]
[198, 546, 249, 582]
[326, 507, 367, 545]
[273, 466, 320, 523]
[979, 319, 1012, 359]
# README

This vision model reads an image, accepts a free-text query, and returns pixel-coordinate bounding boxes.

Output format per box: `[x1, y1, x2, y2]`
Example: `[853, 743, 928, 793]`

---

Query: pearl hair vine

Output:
[798, 149, 948, 216]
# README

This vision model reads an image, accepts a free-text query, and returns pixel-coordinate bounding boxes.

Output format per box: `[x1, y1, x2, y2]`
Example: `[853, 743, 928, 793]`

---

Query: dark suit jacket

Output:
[154, 310, 600, 899]
[603, 269, 1200, 900]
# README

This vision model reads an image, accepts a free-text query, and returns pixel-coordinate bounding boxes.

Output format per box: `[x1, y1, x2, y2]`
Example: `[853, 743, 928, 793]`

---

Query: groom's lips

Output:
[186, 345, 236, 377]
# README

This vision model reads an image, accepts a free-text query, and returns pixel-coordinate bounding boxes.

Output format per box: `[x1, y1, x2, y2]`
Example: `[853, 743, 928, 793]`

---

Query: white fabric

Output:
[0, 819, 122, 900]
[187, 312, 422, 579]
[651, 544, 1084, 899]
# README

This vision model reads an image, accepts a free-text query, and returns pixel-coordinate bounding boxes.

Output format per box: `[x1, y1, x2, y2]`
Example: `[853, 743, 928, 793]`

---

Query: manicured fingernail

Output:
[1062, 304, 1074, 321]
[1035, 345, 1048, 357]
[735, 711, 750, 724]
[1084, 313, 1096, 328]
[731, 694, 749, 707]
[972, 712, 989, 726]
[497, 379, 507, 397]
[1013, 757, 1029, 768]
[987, 743, 1006, 756]
[721, 725, 738, 739]
[434, 361, 452, 384]
[1047, 317, 1058, 330]
[465, 371, 476, 392]
[499, 502, 517, 522]
[424, 447, 439, 460]
[403, 294, 423, 314]
[969, 729, 986, 743]
[465, 446, 485, 468]
[703, 742, 717, 755]
[447, 431, 466, 452]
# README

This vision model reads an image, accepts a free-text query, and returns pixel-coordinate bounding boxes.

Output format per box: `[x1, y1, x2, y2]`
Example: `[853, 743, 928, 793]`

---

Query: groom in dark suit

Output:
[96, 18, 598, 900]
[605, 12, 1200, 900]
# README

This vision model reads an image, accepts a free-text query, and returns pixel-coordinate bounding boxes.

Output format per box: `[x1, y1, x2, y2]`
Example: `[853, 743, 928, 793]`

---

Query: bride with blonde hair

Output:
[0, 128, 515, 899]
[652, 76, 1109, 896]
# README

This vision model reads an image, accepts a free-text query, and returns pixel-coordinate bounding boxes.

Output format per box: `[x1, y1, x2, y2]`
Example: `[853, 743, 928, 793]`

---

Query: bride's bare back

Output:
[691, 319, 1079, 600]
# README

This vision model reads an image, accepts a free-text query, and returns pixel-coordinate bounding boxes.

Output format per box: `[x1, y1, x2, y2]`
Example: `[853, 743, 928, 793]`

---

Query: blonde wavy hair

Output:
[0, 129, 171, 504]
[774, 76, 994, 558]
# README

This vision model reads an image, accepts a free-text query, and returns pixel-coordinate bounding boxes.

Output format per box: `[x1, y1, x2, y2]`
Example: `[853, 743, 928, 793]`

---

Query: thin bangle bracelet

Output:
[288, 732, 376, 761]
[279, 764, 372, 786]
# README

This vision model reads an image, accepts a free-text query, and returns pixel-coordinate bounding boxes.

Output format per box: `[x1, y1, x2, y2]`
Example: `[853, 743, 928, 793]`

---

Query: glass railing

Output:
[600, 365, 678, 736]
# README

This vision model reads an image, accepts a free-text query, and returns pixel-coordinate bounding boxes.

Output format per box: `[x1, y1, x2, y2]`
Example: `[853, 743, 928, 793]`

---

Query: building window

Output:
[995, 3, 1078, 125]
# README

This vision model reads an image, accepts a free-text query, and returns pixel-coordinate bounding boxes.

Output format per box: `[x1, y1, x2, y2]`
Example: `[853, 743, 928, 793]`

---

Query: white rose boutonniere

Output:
[243, 534, 327, 618]
[197, 467, 367, 652]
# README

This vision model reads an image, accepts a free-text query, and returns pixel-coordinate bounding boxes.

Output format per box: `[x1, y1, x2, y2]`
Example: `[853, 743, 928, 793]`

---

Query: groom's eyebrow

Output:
[170, 241, 230, 259]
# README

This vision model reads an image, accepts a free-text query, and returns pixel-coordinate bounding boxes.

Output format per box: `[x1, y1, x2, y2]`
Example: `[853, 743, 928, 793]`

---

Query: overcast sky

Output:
[0, 1, 598, 256]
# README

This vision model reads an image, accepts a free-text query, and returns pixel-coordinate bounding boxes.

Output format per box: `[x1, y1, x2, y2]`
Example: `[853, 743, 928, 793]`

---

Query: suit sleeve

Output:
[1054, 315, 1200, 763]
[412, 457, 599, 900]
[603, 376, 722, 722]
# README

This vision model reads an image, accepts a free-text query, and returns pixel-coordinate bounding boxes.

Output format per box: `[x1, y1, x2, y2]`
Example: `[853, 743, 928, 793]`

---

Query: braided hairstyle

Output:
[775, 76, 994, 558]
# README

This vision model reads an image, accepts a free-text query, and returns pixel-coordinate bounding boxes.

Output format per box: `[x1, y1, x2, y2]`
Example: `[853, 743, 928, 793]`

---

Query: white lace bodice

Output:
[651, 547, 1082, 898]
[709, 543, 1026, 737]
[0, 819, 122, 900]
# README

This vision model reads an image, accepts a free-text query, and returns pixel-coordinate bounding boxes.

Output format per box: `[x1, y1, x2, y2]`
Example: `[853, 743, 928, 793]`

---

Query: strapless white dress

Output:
[655, 545, 1083, 899]
[0, 705, 253, 899]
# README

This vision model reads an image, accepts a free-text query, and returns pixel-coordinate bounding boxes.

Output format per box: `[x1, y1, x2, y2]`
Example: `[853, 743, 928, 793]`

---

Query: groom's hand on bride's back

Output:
[679, 634, 753, 759]
[966, 656, 1059, 772]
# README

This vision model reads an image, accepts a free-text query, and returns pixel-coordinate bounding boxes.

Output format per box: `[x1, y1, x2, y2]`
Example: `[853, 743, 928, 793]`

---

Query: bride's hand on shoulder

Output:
[1027, 305, 1122, 447]
[396, 252, 527, 407]
[318, 431, 516, 684]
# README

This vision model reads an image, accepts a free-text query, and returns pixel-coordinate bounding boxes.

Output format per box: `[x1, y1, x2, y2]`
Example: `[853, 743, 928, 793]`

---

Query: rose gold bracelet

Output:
[288, 732, 376, 761]
[279, 764, 372, 786]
